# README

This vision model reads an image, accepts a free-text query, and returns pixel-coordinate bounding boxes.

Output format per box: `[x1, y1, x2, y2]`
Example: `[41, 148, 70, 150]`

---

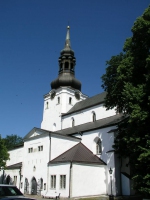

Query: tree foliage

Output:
[101, 6, 150, 196]
[3, 134, 23, 150]
[0, 135, 9, 169]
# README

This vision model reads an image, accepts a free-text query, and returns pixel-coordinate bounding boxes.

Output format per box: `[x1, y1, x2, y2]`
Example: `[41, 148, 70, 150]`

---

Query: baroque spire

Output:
[51, 26, 81, 91]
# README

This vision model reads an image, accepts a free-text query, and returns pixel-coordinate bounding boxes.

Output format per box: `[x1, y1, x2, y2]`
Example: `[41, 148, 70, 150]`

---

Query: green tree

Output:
[0, 135, 9, 169]
[3, 134, 23, 150]
[101, 6, 150, 197]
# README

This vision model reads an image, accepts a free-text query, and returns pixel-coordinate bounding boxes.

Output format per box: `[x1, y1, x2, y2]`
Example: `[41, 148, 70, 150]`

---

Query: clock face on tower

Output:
[50, 90, 56, 99]
[75, 91, 80, 100]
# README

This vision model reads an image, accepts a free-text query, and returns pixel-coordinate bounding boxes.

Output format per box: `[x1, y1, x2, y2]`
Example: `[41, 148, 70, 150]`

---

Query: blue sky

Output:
[0, 0, 149, 138]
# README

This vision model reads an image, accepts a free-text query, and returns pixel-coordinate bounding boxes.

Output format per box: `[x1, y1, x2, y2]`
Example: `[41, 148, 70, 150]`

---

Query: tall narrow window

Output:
[28, 148, 33, 153]
[60, 175, 66, 189]
[69, 97, 72, 104]
[6, 175, 10, 184]
[72, 118, 75, 127]
[51, 175, 56, 189]
[14, 176, 17, 186]
[65, 62, 69, 69]
[60, 63, 63, 71]
[46, 102, 49, 109]
[92, 112, 96, 122]
[58, 97, 60, 104]
[71, 63, 74, 71]
[38, 146, 43, 151]
[96, 139, 102, 154]
[40, 178, 43, 190]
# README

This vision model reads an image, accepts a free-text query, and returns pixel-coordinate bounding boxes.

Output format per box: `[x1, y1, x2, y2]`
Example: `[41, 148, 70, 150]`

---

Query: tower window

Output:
[72, 118, 75, 127]
[92, 112, 96, 122]
[65, 62, 69, 69]
[69, 97, 72, 104]
[96, 139, 102, 154]
[71, 63, 74, 71]
[46, 102, 49, 109]
[58, 97, 60, 104]
[60, 63, 63, 71]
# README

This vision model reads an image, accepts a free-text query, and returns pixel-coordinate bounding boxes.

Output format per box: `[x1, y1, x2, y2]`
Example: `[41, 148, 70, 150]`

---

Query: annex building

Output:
[0, 27, 134, 198]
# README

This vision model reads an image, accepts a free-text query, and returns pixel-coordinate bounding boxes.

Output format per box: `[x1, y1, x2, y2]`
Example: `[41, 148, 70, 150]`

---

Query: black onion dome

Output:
[51, 73, 81, 91]
[51, 26, 81, 91]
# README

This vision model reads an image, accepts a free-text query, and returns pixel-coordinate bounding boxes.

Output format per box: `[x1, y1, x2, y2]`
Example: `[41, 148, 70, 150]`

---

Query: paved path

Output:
[24, 194, 142, 200]
[24, 194, 109, 200]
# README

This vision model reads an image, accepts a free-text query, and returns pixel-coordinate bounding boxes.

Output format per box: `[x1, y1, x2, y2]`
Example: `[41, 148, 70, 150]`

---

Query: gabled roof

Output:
[62, 92, 106, 116]
[23, 127, 81, 142]
[48, 142, 106, 165]
[55, 113, 125, 136]
[6, 162, 22, 169]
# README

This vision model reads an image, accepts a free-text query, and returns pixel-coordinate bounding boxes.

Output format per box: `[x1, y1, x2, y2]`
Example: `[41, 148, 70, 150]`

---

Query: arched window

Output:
[6, 175, 10, 184]
[24, 178, 29, 194]
[72, 118, 75, 127]
[71, 63, 74, 71]
[92, 112, 96, 122]
[58, 97, 60, 104]
[69, 97, 72, 104]
[46, 102, 49, 109]
[65, 62, 69, 69]
[96, 139, 102, 154]
[40, 178, 43, 190]
[60, 63, 63, 71]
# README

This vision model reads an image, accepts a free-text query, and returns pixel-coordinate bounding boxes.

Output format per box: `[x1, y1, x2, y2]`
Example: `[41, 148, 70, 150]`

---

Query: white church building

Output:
[0, 27, 133, 198]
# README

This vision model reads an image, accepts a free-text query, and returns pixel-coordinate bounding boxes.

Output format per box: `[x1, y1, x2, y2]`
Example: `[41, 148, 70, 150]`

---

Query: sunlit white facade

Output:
[0, 27, 133, 198]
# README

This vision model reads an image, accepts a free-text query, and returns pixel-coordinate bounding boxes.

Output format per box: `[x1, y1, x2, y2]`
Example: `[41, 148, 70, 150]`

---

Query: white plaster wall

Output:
[77, 127, 115, 163]
[22, 135, 50, 194]
[20, 132, 79, 194]
[71, 164, 107, 197]
[62, 104, 116, 129]
[48, 163, 70, 198]
[51, 136, 79, 160]
[73, 127, 117, 196]
[41, 87, 87, 131]
[6, 147, 23, 166]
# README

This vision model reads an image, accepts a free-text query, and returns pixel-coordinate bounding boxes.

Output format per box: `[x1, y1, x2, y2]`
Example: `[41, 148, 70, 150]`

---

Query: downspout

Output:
[19, 167, 22, 190]
[49, 133, 51, 161]
[47, 133, 51, 192]
[69, 162, 72, 198]
[61, 114, 62, 130]
[2, 169, 4, 184]
[120, 157, 122, 195]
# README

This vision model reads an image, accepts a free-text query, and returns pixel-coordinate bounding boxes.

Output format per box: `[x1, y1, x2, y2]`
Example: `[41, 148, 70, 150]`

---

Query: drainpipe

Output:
[49, 133, 51, 161]
[2, 168, 4, 184]
[120, 158, 122, 195]
[69, 162, 72, 198]
[60, 114, 62, 130]
[19, 167, 22, 190]
[47, 133, 51, 192]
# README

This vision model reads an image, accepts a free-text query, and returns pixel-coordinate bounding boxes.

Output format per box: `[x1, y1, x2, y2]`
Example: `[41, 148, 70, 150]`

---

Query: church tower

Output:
[41, 26, 87, 131]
